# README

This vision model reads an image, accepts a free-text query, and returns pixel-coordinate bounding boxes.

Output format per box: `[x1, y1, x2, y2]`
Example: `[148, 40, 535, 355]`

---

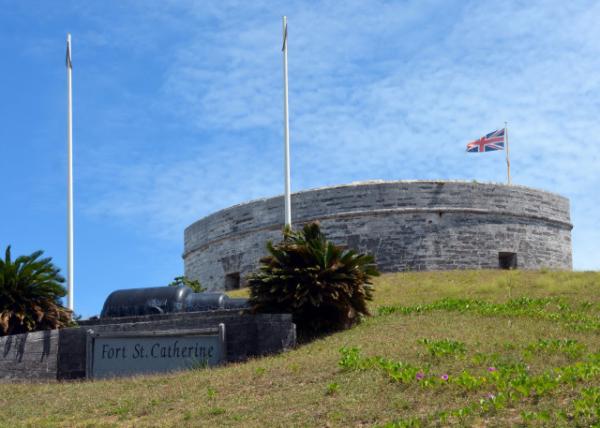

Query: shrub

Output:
[247, 222, 379, 338]
[0, 246, 72, 336]
[168, 276, 205, 293]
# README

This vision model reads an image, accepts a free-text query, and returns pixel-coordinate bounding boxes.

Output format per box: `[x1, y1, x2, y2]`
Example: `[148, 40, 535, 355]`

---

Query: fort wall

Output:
[183, 181, 573, 291]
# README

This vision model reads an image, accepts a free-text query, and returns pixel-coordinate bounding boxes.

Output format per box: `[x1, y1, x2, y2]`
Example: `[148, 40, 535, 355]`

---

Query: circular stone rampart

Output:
[183, 181, 573, 291]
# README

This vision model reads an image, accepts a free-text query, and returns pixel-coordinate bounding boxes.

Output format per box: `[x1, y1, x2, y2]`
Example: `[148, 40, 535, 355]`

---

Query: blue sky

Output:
[1, 1, 598, 317]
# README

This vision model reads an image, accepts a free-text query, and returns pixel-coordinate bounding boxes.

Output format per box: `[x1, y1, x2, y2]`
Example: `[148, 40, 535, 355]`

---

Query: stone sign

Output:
[86, 324, 225, 379]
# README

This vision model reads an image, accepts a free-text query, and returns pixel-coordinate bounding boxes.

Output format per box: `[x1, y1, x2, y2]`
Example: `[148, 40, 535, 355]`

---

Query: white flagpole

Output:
[282, 16, 292, 228]
[505, 121, 511, 185]
[66, 34, 74, 311]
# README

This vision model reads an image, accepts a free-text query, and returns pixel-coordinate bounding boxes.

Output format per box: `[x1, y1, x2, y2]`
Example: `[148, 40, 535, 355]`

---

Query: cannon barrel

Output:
[100, 286, 249, 318]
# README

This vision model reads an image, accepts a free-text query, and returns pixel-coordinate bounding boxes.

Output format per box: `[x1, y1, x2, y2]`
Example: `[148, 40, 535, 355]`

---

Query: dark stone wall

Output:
[58, 328, 87, 380]
[80, 310, 296, 363]
[0, 330, 58, 381]
[183, 181, 573, 290]
[0, 310, 296, 381]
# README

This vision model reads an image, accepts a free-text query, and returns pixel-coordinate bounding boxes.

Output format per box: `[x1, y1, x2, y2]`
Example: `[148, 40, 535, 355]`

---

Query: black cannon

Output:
[100, 286, 249, 318]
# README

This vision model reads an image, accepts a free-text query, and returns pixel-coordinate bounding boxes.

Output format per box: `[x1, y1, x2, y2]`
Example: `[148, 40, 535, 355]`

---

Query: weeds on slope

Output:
[378, 297, 600, 332]
[337, 339, 600, 427]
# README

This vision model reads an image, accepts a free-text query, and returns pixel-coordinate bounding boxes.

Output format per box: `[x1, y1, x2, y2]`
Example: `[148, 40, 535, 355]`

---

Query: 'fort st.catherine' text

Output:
[100, 341, 214, 360]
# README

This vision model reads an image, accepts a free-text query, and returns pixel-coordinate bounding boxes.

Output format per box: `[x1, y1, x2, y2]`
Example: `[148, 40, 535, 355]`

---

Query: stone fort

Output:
[183, 180, 572, 291]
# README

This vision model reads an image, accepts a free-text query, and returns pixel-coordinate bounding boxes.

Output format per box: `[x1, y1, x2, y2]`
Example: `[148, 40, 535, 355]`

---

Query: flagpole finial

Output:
[66, 34, 73, 69]
[282, 16, 288, 52]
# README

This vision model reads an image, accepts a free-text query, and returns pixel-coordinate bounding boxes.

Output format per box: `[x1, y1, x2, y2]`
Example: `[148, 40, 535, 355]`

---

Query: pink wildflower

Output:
[415, 372, 425, 381]
[440, 374, 449, 381]
[487, 367, 497, 372]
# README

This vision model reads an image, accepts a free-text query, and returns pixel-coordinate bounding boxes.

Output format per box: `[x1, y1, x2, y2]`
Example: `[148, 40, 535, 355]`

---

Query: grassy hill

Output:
[1, 270, 599, 427]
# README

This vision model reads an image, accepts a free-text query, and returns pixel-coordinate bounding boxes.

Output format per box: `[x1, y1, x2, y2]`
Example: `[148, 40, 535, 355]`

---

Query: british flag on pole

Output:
[466, 129, 505, 152]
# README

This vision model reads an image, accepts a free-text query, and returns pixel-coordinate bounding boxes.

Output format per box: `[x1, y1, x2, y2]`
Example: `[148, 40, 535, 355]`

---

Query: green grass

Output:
[1, 270, 599, 427]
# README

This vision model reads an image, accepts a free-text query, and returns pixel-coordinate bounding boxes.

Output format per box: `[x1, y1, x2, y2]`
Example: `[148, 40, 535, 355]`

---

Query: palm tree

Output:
[248, 222, 379, 338]
[0, 246, 72, 336]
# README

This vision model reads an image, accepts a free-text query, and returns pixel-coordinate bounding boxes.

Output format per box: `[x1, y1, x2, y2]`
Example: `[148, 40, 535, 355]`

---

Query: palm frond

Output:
[248, 222, 379, 339]
[0, 245, 71, 336]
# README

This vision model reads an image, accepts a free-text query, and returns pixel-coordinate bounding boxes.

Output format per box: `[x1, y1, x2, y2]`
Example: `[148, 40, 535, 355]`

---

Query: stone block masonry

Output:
[0, 328, 87, 381]
[79, 310, 296, 363]
[0, 310, 296, 381]
[184, 180, 573, 291]
[0, 330, 58, 381]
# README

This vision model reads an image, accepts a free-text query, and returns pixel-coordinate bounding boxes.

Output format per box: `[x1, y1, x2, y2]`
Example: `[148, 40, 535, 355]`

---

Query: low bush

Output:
[247, 222, 379, 338]
[168, 276, 205, 292]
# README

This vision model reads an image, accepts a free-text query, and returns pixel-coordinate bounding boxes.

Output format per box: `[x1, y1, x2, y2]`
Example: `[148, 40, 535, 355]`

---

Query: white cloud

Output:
[81, 0, 600, 269]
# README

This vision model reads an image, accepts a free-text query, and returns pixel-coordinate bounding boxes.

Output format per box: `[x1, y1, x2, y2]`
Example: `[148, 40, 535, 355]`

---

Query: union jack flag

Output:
[466, 129, 505, 152]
